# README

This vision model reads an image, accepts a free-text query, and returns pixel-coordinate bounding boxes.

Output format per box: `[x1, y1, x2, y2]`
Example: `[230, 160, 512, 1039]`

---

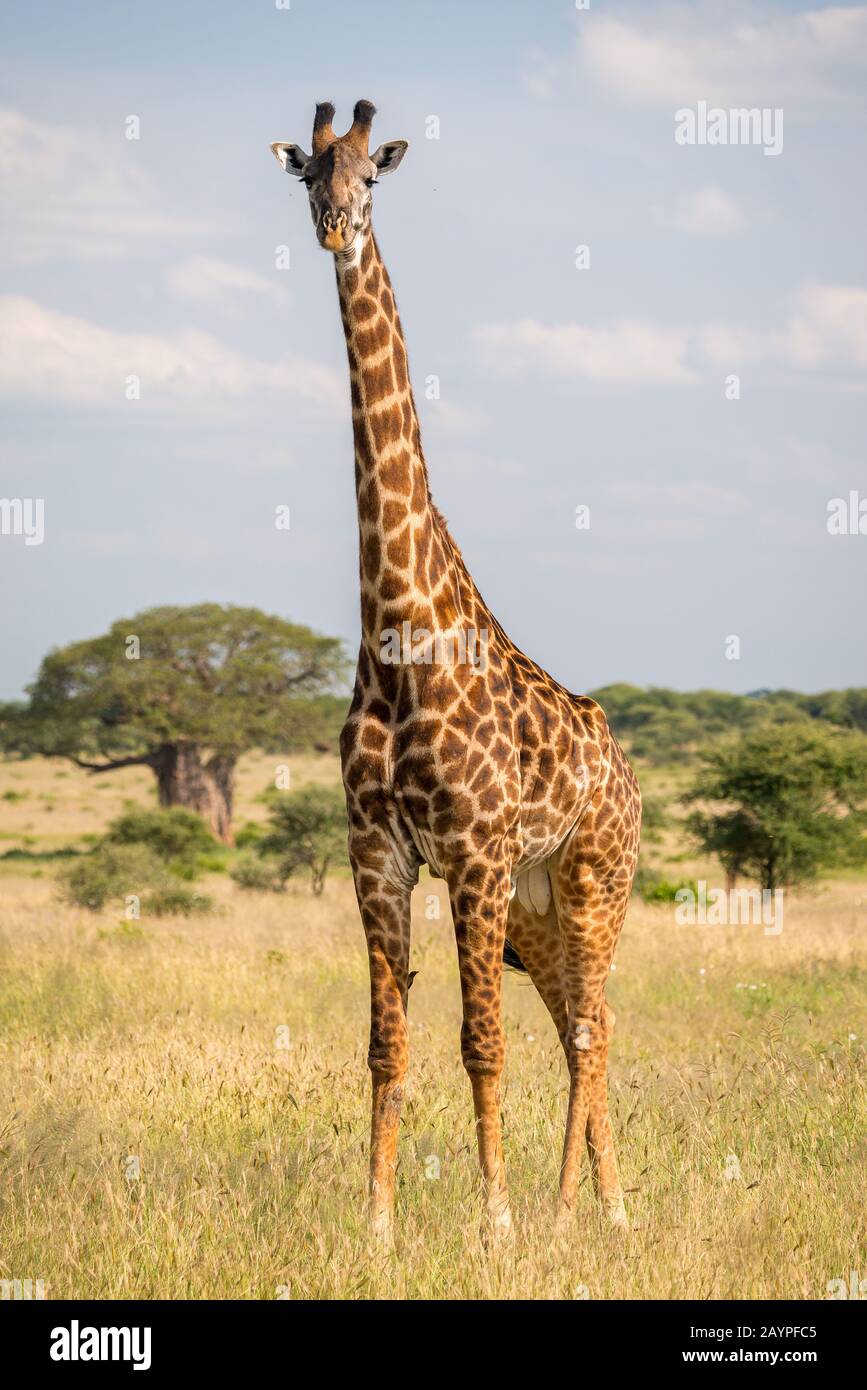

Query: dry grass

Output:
[0, 754, 865, 1300]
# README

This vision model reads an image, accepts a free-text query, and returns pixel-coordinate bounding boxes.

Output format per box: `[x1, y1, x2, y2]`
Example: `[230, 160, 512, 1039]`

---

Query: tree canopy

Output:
[685, 724, 867, 891]
[13, 604, 346, 762]
[256, 783, 349, 894]
[591, 683, 867, 764]
[1, 604, 349, 842]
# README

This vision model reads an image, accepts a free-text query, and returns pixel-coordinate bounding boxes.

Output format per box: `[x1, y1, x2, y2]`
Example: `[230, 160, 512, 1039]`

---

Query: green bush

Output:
[196, 854, 229, 874]
[104, 806, 215, 873]
[58, 843, 166, 911]
[257, 784, 348, 894]
[235, 821, 265, 849]
[640, 794, 668, 843]
[143, 886, 216, 917]
[633, 866, 697, 904]
[229, 853, 285, 893]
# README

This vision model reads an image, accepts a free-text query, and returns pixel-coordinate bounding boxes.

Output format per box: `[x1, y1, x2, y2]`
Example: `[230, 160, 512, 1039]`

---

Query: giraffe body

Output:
[271, 103, 641, 1240]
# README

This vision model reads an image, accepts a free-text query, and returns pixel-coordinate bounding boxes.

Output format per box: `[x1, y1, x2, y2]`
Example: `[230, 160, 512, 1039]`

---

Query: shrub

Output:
[104, 806, 215, 873]
[143, 886, 216, 917]
[640, 794, 668, 843]
[633, 866, 698, 904]
[235, 821, 265, 849]
[257, 784, 348, 894]
[58, 843, 166, 911]
[229, 853, 285, 893]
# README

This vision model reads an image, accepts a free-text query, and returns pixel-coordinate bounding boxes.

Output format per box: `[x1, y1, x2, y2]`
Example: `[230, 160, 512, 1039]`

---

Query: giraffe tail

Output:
[502, 937, 528, 973]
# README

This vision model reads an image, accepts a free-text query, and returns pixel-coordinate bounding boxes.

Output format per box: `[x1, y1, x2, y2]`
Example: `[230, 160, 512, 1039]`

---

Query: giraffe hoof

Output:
[368, 1210, 394, 1252]
[554, 1203, 573, 1237]
[482, 1205, 514, 1248]
[603, 1197, 629, 1233]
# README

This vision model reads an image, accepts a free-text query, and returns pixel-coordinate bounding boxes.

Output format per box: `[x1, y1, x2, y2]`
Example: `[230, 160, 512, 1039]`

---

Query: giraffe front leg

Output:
[448, 852, 514, 1242]
[353, 866, 413, 1246]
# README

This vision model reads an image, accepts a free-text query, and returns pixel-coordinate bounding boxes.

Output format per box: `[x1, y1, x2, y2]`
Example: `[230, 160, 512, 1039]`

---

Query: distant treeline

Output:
[295, 686, 867, 767]
[591, 684, 867, 764]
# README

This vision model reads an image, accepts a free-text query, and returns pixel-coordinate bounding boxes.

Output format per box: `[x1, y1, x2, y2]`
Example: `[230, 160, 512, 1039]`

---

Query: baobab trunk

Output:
[152, 742, 236, 845]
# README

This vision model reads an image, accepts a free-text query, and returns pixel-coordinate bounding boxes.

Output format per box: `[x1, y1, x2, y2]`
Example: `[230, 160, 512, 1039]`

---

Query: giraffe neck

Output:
[335, 229, 461, 656]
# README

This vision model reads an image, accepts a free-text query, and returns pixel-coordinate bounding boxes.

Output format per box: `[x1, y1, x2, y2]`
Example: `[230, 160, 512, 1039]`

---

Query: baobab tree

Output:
[3, 604, 347, 843]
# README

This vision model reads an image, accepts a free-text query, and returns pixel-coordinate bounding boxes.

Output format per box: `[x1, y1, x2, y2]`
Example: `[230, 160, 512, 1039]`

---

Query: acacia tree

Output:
[685, 725, 867, 891]
[257, 784, 349, 894]
[4, 605, 347, 843]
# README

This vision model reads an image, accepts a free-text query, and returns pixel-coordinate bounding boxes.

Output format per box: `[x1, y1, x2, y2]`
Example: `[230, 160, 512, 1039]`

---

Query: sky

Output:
[0, 0, 865, 699]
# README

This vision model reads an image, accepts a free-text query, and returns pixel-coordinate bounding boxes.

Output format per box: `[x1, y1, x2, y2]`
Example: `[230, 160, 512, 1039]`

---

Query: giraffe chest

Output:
[341, 672, 602, 889]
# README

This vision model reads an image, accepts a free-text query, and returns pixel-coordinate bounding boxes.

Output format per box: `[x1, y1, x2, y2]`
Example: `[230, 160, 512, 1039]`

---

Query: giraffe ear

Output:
[270, 142, 310, 175]
[370, 141, 408, 176]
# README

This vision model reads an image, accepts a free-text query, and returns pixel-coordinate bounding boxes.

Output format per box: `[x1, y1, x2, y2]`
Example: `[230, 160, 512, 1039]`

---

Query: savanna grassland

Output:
[0, 753, 864, 1300]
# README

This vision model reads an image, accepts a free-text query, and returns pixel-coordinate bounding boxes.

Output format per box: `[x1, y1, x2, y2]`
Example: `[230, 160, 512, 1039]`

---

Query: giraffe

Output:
[271, 101, 641, 1243]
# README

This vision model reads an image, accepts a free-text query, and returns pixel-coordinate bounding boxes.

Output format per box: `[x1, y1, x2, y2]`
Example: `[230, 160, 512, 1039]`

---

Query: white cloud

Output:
[166, 255, 288, 307]
[473, 284, 867, 390]
[472, 317, 697, 386]
[702, 283, 867, 370]
[547, 4, 867, 110]
[0, 107, 204, 263]
[656, 185, 745, 237]
[0, 295, 342, 411]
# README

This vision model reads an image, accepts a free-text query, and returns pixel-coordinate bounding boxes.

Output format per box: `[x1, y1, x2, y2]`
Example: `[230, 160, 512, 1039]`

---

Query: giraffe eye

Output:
[365, 177, 378, 188]
[303, 177, 313, 190]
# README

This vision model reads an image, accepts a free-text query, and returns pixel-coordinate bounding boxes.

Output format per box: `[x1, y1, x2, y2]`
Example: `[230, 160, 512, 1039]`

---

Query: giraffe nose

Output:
[318, 207, 351, 250]
[320, 208, 348, 232]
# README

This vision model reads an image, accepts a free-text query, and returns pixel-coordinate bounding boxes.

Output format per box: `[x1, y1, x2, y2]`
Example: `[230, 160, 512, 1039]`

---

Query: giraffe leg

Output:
[554, 898, 627, 1231]
[585, 1001, 627, 1228]
[554, 760, 640, 1230]
[509, 903, 626, 1227]
[504, 897, 568, 1048]
[352, 865, 413, 1244]
[448, 852, 514, 1240]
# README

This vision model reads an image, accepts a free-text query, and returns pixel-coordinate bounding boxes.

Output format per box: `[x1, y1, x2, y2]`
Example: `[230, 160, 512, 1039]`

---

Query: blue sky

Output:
[1, 0, 865, 698]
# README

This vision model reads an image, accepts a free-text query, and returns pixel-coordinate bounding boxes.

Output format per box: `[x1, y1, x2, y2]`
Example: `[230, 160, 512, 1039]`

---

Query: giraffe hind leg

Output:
[506, 896, 628, 1227]
[554, 757, 640, 1230]
[504, 896, 568, 1049]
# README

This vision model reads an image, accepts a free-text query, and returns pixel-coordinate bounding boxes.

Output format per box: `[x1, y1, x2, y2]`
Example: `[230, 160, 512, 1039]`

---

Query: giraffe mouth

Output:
[317, 213, 357, 253]
[320, 226, 351, 252]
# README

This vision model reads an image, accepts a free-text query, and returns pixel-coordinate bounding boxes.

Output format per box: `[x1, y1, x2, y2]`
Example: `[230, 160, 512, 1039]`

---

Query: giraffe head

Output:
[271, 101, 408, 254]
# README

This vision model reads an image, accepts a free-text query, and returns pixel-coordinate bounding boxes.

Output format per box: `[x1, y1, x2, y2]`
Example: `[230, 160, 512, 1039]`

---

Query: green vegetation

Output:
[0, 604, 349, 842]
[633, 866, 698, 904]
[105, 806, 219, 877]
[143, 885, 216, 917]
[234, 784, 350, 895]
[228, 852, 285, 893]
[593, 683, 867, 765]
[58, 842, 168, 912]
[57, 807, 218, 916]
[685, 724, 867, 891]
